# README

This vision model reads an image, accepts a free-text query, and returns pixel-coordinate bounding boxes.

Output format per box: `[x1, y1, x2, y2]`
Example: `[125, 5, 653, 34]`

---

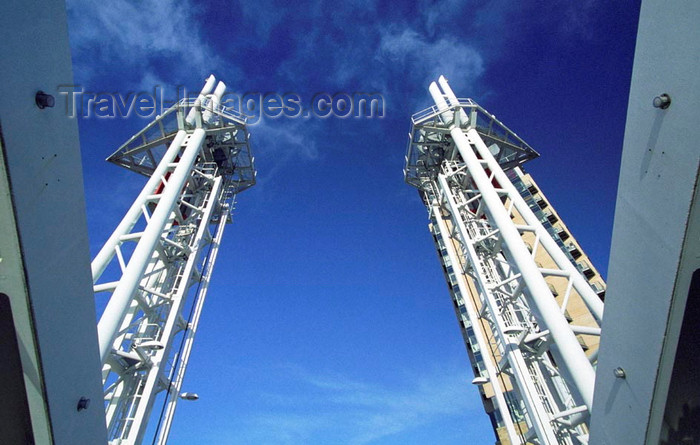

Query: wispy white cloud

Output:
[66, 0, 225, 84]
[228, 364, 476, 445]
[420, 0, 470, 38]
[250, 119, 321, 185]
[264, 0, 487, 112]
[377, 27, 484, 89]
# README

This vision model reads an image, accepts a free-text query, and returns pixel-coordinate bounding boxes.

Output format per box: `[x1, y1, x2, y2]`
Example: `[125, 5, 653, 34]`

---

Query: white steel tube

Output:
[186, 75, 216, 126]
[97, 128, 206, 362]
[128, 176, 223, 444]
[437, 75, 468, 125]
[202, 81, 226, 124]
[428, 82, 453, 124]
[437, 174, 559, 445]
[156, 196, 228, 445]
[452, 125, 595, 409]
[428, 82, 595, 410]
[468, 128, 604, 323]
[432, 206, 522, 445]
[528, 325, 602, 339]
[437, 76, 604, 323]
[571, 325, 602, 336]
[91, 130, 187, 281]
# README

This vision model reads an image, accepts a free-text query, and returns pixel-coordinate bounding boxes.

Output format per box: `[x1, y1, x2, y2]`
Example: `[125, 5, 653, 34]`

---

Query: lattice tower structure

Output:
[92, 75, 256, 444]
[404, 76, 604, 445]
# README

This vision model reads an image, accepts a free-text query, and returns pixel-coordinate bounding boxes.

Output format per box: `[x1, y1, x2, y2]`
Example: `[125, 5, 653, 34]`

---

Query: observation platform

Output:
[404, 98, 539, 191]
[106, 98, 256, 194]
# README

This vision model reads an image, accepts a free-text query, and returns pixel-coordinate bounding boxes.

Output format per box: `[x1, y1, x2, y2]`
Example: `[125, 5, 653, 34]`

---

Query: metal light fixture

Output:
[471, 376, 489, 385]
[179, 392, 199, 401]
[503, 326, 525, 335]
[138, 340, 165, 350]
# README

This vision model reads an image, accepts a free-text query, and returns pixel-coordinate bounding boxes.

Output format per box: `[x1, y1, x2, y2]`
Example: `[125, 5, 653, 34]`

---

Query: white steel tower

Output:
[92, 75, 256, 444]
[404, 76, 603, 444]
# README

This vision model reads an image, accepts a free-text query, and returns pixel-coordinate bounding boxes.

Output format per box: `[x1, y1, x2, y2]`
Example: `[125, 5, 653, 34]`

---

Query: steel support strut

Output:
[153, 200, 228, 445]
[93, 75, 256, 445]
[436, 173, 562, 445]
[431, 206, 524, 445]
[91, 130, 188, 282]
[436, 76, 603, 324]
[97, 128, 206, 362]
[443, 121, 595, 410]
[405, 76, 602, 444]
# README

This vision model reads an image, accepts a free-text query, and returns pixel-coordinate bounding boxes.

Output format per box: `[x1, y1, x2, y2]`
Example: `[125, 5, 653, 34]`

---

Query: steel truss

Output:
[91, 75, 256, 445]
[404, 76, 603, 445]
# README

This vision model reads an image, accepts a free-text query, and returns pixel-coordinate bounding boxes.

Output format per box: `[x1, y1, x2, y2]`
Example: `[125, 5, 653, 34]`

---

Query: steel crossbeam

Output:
[404, 76, 603, 445]
[92, 75, 256, 444]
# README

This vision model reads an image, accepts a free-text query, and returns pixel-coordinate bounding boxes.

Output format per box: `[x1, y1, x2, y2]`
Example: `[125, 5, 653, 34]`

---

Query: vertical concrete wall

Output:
[590, 1, 700, 443]
[0, 0, 108, 443]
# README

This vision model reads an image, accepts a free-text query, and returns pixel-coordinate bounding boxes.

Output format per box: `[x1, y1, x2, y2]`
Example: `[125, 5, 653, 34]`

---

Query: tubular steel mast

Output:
[92, 75, 256, 444]
[404, 76, 603, 444]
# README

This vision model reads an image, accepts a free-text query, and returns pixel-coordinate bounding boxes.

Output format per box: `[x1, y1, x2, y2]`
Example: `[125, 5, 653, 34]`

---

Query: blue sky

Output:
[65, 1, 640, 443]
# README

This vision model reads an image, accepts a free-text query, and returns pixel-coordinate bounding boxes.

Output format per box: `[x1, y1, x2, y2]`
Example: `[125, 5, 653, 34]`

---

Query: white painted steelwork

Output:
[590, 1, 700, 443]
[93, 75, 256, 445]
[404, 76, 603, 444]
[1, 1, 109, 442]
